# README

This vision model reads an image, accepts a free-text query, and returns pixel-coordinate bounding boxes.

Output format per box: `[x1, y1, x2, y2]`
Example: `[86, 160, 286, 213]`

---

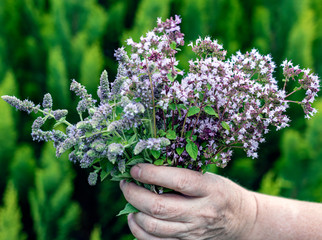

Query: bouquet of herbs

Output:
[2, 16, 320, 192]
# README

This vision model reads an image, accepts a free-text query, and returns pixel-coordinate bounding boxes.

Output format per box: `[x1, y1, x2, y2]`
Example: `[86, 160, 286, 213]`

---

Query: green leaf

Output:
[186, 141, 198, 160]
[204, 106, 218, 117]
[144, 157, 153, 163]
[166, 130, 177, 140]
[126, 157, 145, 166]
[117, 203, 139, 216]
[116, 106, 123, 115]
[167, 159, 172, 165]
[207, 83, 212, 90]
[85, 132, 93, 138]
[100, 170, 110, 181]
[158, 129, 167, 136]
[169, 103, 176, 110]
[187, 106, 200, 117]
[100, 160, 114, 181]
[170, 41, 176, 50]
[154, 159, 164, 165]
[101, 160, 114, 172]
[176, 147, 184, 155]
[127, 134, 137, 145]
[167, 73, 174, 82]
[185, 130, 192, 138]
[221, 121, 230, 131]
[177, 104, 187, 110]
[111, 172, 132, 181]
[150, 150, 161, 159]
[192, 135, 197, 141]
[53, 117, 66, 128]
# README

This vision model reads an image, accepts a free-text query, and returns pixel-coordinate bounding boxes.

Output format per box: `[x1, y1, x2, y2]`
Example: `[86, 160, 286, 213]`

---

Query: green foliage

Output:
[90, 225, 102, 240]
[304, 101, 322, 201]
[272, 100, 322, 202]
[259, 171, 291, 196]
[219, 0, 244, 53]
[0, 71, 18, 192]
[80, 42, 105, 96]
[252, 6, 271, 53]
[98, 180, 130, 239]
[0, 182, 26, 240]
[47, 46, 70, 108]
[123, 0, 171, 42]
[227, 158, 257, 189]
[0, 38, 6, 80]
[10, 144, 36, 201]
[180, 0, 204, 41]
[311, 0, 322, 76]
[29, 143, 80, 240]
[286, 9, 315, 68]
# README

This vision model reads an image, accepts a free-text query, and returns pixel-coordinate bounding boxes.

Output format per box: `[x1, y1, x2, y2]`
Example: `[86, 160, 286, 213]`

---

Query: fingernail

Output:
[120, 180, 126, 189]
[131, 165, 141, 179]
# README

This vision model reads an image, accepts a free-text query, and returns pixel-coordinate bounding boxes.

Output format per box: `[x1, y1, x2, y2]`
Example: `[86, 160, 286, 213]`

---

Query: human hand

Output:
[120, 164, 257, 240]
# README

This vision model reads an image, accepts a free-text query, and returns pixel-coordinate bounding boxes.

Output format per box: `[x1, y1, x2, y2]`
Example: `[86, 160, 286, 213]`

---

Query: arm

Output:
[120, 164, 322, 240]
[250, 193, 322, 239]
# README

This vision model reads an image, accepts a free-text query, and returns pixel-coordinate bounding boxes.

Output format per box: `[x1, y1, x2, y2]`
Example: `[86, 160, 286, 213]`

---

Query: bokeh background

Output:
[0, 0, 321, 239]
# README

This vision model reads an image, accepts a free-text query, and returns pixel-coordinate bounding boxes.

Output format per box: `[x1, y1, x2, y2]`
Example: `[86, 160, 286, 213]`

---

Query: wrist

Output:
[233, 188, 258, 240]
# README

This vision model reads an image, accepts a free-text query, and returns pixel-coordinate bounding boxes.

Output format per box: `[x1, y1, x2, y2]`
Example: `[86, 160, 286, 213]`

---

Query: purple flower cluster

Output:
[1, 15, 320, 184]
[281, 60, 319, 118]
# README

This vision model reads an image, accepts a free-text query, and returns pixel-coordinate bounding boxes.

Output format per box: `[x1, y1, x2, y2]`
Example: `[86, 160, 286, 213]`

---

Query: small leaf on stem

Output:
[187, 106, 200, 117]
[117, 203, 139, 216]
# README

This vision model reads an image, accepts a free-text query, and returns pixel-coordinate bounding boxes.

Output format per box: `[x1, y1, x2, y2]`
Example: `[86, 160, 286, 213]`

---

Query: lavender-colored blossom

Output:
[79, 154, 94, 168]
[134, 137, 170, 155]
[2, 95, 37, 114]
[134, 140, 147, 155]
[42, 93, 53, 108]
[97, 70, 110, 102]
[70, 80, 96, 112]
[118, 159, 126, 173]
[76, 121, 93, 131]
[90, 140, 106, 153]
[32, 117, 45, 130]
[30, 117, 53, 142]
[91, 103, 112, 128]
[31, 129, 53, 142]
[107, 143, 124, 164]
[52, 109, 68, 120]
[88, 172, 98, 186]
[56, 137, 78, 157]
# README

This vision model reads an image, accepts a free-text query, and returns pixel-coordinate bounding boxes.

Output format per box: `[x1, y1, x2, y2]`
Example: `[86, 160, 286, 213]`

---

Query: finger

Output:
[128, 213, 179, 240]
[130, 164, 210, 197]
[120, 180, 195, 221]
[133, 212, 191, 239]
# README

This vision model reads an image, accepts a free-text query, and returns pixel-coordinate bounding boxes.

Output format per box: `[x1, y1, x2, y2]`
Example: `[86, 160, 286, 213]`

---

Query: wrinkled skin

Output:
[120, 164, 256, 240]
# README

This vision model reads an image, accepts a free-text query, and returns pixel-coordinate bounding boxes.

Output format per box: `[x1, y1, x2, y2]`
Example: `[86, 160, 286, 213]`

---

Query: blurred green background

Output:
[0, 0, 321, 239]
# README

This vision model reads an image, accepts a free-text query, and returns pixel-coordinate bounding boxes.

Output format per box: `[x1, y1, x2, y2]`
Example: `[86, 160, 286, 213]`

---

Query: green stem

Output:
[113, 130, 126, 141]
[133, 127, 139, 141]
[285, 86, 302, 99]
[190, 107, 202, 139]
[146, 110, 154, 138]
[38, 109, 72, 127]
[145, 57, 157, 138]
[180, 102, 192, 138]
